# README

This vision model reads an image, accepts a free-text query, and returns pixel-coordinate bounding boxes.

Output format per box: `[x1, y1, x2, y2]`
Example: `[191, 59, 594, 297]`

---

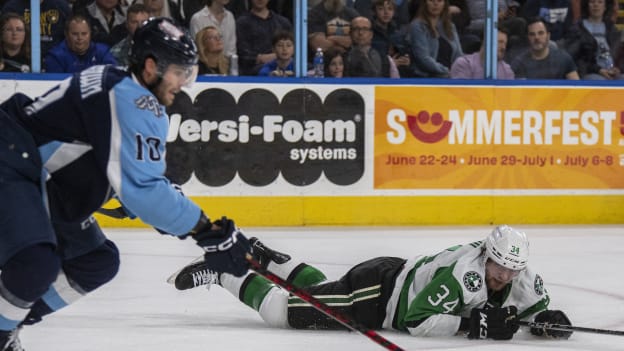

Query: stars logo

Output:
[534, 274, 544, 296]
[463, 271, 483, 293]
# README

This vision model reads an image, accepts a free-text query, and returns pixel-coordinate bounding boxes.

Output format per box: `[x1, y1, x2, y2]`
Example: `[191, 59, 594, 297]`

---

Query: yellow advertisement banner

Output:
[375, 86, 624, 189]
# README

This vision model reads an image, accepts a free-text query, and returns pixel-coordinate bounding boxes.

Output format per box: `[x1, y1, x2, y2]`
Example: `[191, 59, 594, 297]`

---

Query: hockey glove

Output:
[192, 217, 251, 277]
[467, 306, 519, 340]
[530, 310, 573, 339]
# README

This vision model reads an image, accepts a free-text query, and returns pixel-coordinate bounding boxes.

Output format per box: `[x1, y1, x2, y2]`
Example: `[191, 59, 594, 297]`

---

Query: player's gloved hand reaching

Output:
[192, 216, 251, 277]
[468, 306, 519, 340]
[530, 310, 573, 339]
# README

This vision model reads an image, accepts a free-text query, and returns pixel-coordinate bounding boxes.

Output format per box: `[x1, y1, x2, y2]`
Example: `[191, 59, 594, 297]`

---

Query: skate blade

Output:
[166, 255, 205, 285]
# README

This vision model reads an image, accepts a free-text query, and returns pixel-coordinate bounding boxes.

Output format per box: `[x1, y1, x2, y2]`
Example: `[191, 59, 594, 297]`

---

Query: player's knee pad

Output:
[62, 240, 120, 292]
[1, 244, 61, 302]
[258, 287, 289, 328]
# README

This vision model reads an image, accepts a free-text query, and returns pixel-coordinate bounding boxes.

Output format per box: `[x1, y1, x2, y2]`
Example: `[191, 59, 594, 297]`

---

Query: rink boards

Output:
[1, 75, 622, 225]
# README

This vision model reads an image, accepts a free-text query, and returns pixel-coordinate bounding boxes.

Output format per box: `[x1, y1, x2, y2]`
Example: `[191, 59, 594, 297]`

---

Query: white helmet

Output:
[485, 225, 529, 270]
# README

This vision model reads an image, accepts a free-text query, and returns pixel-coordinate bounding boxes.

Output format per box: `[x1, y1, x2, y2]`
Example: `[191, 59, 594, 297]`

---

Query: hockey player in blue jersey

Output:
[0, 17, 251, 350]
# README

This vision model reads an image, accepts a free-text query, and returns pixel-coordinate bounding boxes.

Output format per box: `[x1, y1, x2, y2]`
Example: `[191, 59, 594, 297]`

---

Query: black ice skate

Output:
[0, 327, 24, 351]
[167, 237, 291, 290]
[166, 256, 220, 290]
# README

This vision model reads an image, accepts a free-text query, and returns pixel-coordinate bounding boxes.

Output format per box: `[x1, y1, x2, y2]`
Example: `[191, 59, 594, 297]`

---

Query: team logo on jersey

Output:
[534, 274, 544, 296]
[463, 271, 483, 292]
[136, 95, 164, 117]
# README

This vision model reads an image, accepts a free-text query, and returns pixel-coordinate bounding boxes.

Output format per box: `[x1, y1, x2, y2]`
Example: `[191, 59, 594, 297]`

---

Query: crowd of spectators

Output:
[0, 0, 623, 80]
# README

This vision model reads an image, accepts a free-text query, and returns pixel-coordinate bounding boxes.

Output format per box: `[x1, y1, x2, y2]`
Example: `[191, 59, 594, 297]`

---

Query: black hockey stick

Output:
[518, 320, 624, 336]
[245, 254, 407, 351]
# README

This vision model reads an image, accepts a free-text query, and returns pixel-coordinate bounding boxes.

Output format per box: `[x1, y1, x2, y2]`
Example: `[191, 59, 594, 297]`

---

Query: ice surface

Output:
[22, 225, 624, 351]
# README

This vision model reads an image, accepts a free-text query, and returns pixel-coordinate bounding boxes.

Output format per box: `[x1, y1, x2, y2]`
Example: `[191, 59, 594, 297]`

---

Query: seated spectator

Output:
[0, 13, 30, 72]
[352, 0, 412, 28]
[190, 0, 237, 58]
[346, 16, 397, 77]
[225, 0, 249, 17]
[133, 0, 182, 24]
[195, 25, 230, 75]
[450, 26, 515, 79]
[511, 16, 580, 79]
[178, 0, 204, 27]
[236, 0, 292, 76]
[370, 0, 411, 76]
[614, 0, 624, 31]
[44, 14, 117, 73]
[109, 3, 149, 67]
[442, 0, 521, 54]
[407, 0, 463, 78]
[308, 0, 359, 55]
[82, 0, 127, 46]
[323, 46, 346, 77]
[2, 0, 71, 58]
[521, 0, 573, 42]
[258, 30, 295, 76]
[269, 0, 293, 23]
[564, 0, 624, 79]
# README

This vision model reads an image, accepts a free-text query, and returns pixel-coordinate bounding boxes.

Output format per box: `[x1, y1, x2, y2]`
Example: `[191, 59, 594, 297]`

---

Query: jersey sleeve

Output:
[401, 263, 466, 336]
[106, 77, 201, 235]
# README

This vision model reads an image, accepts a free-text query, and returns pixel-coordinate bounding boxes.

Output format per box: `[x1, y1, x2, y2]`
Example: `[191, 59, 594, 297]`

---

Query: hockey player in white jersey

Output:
[171, 225, 572, 340]
[0, 17, 251, 350]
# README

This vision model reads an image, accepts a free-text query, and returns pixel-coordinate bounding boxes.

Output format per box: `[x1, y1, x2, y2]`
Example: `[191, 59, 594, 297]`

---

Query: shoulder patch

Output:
[463, 271, 483, 292]
[135, 95, 164, 117]
[534, 274, 544, 296]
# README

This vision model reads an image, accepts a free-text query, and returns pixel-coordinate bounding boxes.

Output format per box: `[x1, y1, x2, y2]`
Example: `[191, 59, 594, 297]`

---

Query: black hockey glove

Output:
[530, 310, 573, 339]
[192, 216, 251, 277]
[467, 306, 519, 340]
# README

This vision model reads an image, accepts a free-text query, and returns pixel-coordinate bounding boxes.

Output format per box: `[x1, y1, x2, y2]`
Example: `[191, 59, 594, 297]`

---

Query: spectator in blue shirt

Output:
[44, 14, 117, 73]
[258, 30, 295, 76]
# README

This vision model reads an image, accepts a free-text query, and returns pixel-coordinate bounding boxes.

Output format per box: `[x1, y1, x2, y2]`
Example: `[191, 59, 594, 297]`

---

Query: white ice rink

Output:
[20, 225, 624, 351]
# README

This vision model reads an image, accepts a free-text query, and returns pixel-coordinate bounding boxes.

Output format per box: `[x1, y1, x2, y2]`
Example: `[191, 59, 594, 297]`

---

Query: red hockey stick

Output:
[245, 254, 407, 351]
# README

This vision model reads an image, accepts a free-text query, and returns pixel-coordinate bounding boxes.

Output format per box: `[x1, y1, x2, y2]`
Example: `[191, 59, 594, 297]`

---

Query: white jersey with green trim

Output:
[382, 241, 550, 337]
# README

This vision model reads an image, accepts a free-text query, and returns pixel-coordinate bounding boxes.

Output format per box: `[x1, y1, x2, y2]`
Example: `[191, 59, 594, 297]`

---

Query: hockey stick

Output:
[245, 254, 407, 351]
[518, 320, 624, 336]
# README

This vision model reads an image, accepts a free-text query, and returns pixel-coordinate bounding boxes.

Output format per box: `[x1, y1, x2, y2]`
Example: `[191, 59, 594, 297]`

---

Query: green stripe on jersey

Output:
[288, 284, 381, 307]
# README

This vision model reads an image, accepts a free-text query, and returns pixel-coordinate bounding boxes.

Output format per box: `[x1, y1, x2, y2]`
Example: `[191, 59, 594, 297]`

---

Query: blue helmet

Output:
[129, 17, 198, 68]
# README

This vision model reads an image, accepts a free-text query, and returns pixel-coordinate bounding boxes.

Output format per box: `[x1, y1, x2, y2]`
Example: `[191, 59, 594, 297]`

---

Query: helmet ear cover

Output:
[485, 225, 529, 271]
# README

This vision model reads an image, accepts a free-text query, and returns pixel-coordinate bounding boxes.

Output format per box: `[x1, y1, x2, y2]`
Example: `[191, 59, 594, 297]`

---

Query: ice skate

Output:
[168, 237, 291, 290]
[167, 256, 220, 291]
[0, 328, 24, 351]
